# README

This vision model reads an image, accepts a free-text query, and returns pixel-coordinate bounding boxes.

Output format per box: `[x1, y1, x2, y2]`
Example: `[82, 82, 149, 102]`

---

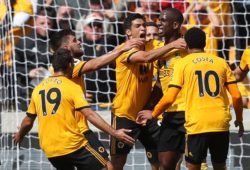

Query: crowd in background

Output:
[1, 0, 250, 111]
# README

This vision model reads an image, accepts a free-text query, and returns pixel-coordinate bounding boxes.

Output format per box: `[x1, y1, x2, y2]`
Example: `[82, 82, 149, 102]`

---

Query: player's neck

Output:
[53, 71, 67, 77]
[164, 33, 181, 44]
[188, 48, 204, 53]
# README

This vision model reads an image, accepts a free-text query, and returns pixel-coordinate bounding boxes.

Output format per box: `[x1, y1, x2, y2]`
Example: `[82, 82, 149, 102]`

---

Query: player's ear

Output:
[173, 21, 179, 30]
[63, 45, 69, 50]
[126, 29, 132, 37]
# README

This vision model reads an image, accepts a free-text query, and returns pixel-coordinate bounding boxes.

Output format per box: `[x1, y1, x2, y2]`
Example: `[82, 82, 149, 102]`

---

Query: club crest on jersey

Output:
[146, 152, 152, 158]
[98, 146, 105, 153]
[117, 141, 125, 149]
[74, 58, 81, 65]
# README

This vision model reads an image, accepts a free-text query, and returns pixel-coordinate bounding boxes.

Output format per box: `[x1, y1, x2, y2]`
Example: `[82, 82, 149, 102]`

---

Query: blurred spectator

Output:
[145, 21, 160, 42]
[208, 0, 233, 60]
[56, 4, 75, 30]
[14, 7, 56, 111]
[232, 1, 250, 65]
[1, 0, 34, 66]
[0, 0, 34, 110]
[0, 1, 7, 24]
[135, 0, 160, 22]
[76, 12, 117, 104]
[184, 2, 221, 56]
[161, 0, 189, 13]
[186, 0, 233, 60]
[80, 0, 124, 20]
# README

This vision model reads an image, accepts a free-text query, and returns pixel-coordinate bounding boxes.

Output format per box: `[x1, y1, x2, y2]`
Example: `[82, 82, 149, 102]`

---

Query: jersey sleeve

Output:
[50, 59, 87, 78]
[118, 48, 140, 63]
[27, 92, 37, 115]
[72, 85, 90, 110]
[239, 49, 250, 71]
[72, 60, 87, 78]
[225, 62, 237, 85]
[145, 39, 165, 50]
[168, 60, 184, 88]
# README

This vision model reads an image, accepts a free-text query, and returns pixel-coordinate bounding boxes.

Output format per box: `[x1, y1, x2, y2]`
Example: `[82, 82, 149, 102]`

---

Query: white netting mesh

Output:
[1, 0, 250, 169]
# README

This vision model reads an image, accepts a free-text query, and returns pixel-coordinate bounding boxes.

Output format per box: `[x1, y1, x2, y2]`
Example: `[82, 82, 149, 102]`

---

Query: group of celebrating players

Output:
[14, 7, 246, 170]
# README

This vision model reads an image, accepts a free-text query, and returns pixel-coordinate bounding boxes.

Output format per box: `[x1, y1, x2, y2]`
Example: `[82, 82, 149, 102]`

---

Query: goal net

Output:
[1, 0, 250, 169]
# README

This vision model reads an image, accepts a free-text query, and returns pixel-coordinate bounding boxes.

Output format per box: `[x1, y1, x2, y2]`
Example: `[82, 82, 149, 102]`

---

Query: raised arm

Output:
[13, 114, 37, 144]
[128, 38, 186, 63]
[80, 38, 145, 74]
[80, 107, 135, 145]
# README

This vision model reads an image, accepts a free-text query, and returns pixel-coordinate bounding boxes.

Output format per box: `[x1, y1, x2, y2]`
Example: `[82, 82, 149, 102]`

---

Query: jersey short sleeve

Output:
[225, 62, 237, 85]
[72, 59, 87, 78]
[73, 85, 90, 110]
[27, 91, 37, 115]
[239, 48, 250, 71]
[119, 48, 140, 63]
[50, 59, 86, 78]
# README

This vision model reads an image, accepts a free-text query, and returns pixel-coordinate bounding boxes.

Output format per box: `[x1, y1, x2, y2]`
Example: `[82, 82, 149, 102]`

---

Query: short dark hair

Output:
[50, 29, 75, 52]
[37, 6, 56, 18]
[162, 8, 183, 24]
[184, 27, 206, 49]
[145, 22, 158, 28]
[123, 13, 145, 31]
[36, 7, 56, 31]
[52, 48, 73, 72]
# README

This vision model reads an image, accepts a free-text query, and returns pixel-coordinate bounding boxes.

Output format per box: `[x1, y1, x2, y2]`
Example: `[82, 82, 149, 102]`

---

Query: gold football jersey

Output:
[170, 52, 236, 134]
[28, 76, 89, 157]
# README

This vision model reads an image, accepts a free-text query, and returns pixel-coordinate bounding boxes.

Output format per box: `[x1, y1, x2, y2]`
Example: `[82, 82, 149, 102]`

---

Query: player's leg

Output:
[157, 112, 185, 170]
[110, 115, 140, 170]
[139, 118, 160, 170]
[111, 154, 127, 170]
[70, 144, 108, 170]
[83, 130, 112, 169]
[209, 132, 229, 170]
[48, 155, 75, 170]
[185, 133, 208, 170]
[175, 154, 183, 170]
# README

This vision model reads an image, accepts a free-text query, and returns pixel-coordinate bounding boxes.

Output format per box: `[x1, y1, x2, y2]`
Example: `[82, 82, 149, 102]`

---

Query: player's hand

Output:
[114, 129, 135, 145]
[29, 68, 43, 78]
[235, 120, 244, 137]
[136, 110, 153, 125]
[170, 38, 186, 50]
[122, 38, 145, 51]
[104, 9, 115, 21]
[85, 92, 94, 103]
[13, 132, 23, 145]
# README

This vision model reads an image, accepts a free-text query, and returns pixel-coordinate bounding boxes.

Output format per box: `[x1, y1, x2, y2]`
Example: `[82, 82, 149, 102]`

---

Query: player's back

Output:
[29, 76, 88, 157]
[173, 52, 236, 134]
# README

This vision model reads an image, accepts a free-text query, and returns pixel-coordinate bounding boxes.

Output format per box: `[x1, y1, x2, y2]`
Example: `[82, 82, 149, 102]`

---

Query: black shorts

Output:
[185, 132, 229, 164]
[83, 130, 109, 160]
[110, 114, 160, 163]
[158, 111, 185, 153]
[48, 144, 107, 170]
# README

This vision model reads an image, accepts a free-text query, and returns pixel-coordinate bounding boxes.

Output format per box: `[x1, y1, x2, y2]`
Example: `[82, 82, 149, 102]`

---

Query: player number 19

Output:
[39, 88, 62, 116]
